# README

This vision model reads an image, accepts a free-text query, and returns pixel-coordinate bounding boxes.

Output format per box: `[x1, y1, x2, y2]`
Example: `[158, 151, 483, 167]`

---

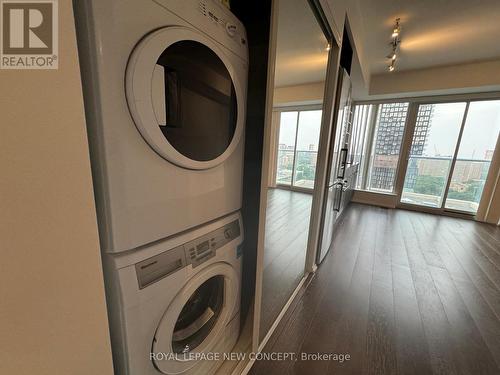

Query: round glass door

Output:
[155, 41, 237, 162]
[151, 262, 239, 374]
[126, 27, 245, 170]
[171, 275, 224, 354]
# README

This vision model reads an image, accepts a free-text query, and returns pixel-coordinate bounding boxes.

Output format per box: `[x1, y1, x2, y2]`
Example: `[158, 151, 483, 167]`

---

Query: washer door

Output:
[152, 263, 239, 374]
[126, 26, 244, 170]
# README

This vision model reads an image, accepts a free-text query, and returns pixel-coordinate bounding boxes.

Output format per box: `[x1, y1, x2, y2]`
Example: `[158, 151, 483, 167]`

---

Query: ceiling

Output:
[357, 0, 500, 74]
[271, 0, 500, 97]
[273, 0, 329, 87]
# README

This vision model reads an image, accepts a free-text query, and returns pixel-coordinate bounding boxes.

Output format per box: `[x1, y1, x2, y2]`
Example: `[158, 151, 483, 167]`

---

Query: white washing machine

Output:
[102, 212, 243, 375]
[74, 0, 248, 252]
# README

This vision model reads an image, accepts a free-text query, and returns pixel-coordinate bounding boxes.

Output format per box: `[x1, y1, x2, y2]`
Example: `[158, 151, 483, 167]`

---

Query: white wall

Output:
[370, 59, 500, 98]
[321, 0, 370, 87]
[0, 2, 114, 375]
[273, 81, 325, 106]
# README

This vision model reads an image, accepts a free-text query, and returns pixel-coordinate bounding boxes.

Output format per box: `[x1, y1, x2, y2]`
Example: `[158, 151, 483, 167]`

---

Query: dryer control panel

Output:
[135, 220, 240, 289]
[152, 0, 248, 61]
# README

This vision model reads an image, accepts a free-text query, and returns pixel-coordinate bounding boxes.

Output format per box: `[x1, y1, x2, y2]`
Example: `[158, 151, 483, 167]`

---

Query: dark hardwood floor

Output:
[260, 188, 313, 341]
[250, 203, 500, 375]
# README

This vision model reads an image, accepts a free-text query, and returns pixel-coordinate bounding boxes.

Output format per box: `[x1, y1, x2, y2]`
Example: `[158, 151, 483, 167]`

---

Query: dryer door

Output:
[152, 262, 239, 374]
[126, 26, 245, 170]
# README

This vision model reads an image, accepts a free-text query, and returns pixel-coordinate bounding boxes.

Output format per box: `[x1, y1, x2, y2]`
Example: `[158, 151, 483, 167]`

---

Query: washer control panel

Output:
[135, 220, 241, 288]
[135, 245, 186, 289]
[184, 219, 240, 268]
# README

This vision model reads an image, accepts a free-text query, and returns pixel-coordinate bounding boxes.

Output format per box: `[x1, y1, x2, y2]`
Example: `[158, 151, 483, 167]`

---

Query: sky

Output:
[423, 100, 500, 159]
[278, 110, 322, 151]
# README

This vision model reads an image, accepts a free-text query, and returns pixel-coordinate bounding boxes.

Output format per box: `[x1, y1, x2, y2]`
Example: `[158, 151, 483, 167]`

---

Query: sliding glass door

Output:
[275, 109, 322, 190]
[444, 101, 500, 213]
[400, 102, 467, 208]
[399, 100, 500, 215]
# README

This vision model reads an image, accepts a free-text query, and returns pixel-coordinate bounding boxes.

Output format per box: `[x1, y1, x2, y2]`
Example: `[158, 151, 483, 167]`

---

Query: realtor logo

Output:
[1, 0, 58, 69]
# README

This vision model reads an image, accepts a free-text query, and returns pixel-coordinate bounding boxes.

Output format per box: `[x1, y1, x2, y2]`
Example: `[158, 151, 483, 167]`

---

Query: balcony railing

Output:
[401, 155, 491, 213]
[276, 150, 318, 189]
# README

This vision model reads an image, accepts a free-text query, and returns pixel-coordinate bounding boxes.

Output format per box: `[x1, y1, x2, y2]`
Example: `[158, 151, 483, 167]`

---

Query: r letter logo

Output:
[1, 0, 58, 69]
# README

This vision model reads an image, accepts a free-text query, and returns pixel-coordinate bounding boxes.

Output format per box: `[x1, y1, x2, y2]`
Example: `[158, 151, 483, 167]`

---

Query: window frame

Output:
[353, 91, 500, 218]
[352, 101, 411, 194]
[273, 104, 323, 193]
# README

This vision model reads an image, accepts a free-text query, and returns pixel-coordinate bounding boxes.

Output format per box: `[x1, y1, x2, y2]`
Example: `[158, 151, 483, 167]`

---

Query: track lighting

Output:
[387, 18, 401, 72]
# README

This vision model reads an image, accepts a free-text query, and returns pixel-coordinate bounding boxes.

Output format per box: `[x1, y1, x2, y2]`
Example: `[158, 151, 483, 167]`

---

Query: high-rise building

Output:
[405, 104, 434, 188]
[369, 103, 408, 190]
[369, 103, 434, 191]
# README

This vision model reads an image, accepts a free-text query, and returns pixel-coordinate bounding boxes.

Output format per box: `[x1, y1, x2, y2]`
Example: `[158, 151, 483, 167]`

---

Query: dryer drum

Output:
[171, 275, 224, 354]
[156, 40, 238, 162]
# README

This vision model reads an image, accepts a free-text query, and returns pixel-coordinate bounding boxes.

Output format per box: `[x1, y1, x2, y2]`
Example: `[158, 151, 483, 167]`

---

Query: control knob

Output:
[226, 22, 237, 37]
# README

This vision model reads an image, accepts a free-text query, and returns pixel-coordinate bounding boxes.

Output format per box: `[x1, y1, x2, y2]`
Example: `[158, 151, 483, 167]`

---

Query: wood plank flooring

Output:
[259, 188, 313, 342]
[250, 203, 500, 375]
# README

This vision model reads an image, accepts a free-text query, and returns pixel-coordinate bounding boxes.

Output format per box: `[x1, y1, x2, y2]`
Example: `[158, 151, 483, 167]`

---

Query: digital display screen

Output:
[196, 241, 210, 254]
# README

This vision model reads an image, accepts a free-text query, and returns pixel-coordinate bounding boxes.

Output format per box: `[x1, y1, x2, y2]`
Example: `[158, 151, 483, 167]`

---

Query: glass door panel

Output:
[445, 100, 500, 213]
[401, 102, 467, 208]
[276, 111, 298, 186]
[293, 110, 322, 189]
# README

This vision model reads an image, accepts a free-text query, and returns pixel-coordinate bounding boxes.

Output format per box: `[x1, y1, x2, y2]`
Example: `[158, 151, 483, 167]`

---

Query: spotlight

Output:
[386, 52, 396, 59]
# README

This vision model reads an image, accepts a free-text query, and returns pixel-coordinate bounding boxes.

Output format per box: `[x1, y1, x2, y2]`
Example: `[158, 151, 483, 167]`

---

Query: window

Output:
[353, 102, 410, 192]
[352, 98, 500, 216]
[275, 109, 322, 189]
[276, 112, 298, 185]
[444, 100, 500, 213]
[401, 102, 466, 208]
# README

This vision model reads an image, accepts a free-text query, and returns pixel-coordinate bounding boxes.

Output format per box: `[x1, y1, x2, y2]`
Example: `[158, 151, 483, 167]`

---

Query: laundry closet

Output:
[72, 0, 356, 374]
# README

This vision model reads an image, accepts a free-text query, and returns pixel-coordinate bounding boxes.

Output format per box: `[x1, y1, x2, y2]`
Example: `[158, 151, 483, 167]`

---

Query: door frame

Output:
[396, 100, 475, 217]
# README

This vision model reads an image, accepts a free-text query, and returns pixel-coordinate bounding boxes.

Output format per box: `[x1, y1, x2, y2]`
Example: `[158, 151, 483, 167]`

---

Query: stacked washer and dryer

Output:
[74, 1, 248, 374]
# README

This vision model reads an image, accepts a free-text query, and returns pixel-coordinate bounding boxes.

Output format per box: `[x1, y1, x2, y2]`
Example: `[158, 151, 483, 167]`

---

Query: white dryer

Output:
[74, 0, 248, 252]
[102, 212, 243, 375]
